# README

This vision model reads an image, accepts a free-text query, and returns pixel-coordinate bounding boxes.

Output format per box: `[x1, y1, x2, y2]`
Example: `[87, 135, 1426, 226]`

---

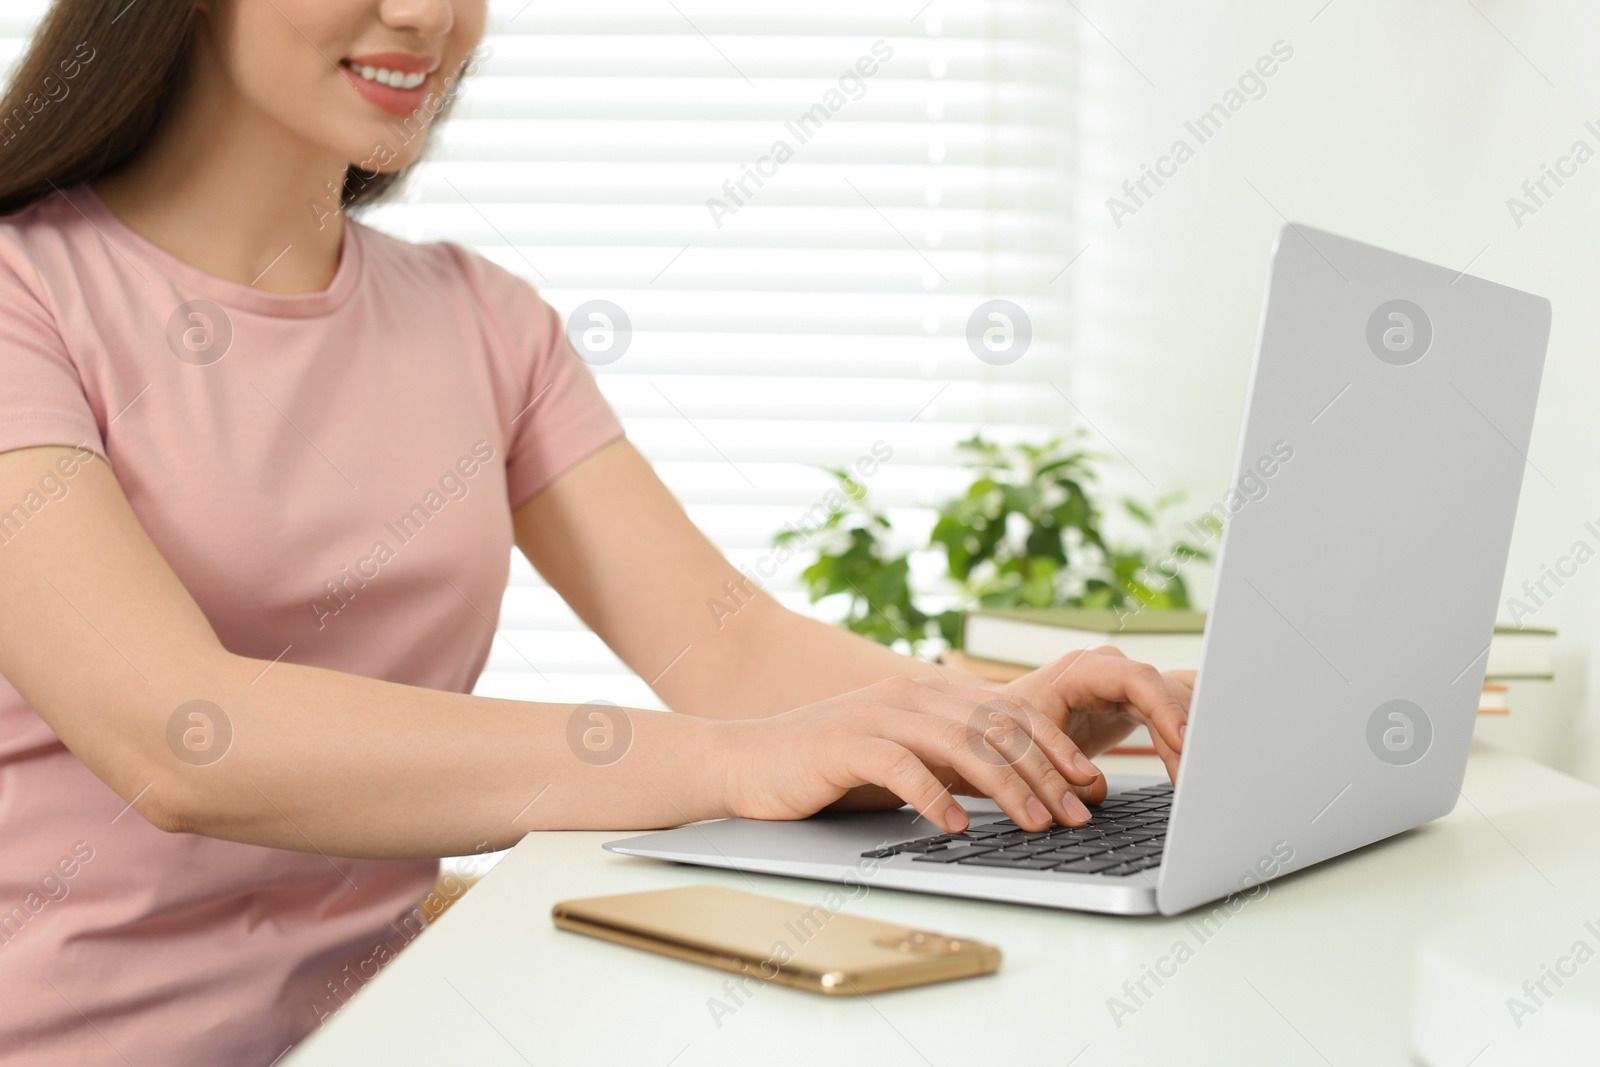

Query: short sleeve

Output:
[0, 250, 105, 458]
[450, 248, 625, 510]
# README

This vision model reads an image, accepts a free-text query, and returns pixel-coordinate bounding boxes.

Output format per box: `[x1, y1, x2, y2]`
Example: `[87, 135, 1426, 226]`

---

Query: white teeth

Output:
[350, 64, 426, 90]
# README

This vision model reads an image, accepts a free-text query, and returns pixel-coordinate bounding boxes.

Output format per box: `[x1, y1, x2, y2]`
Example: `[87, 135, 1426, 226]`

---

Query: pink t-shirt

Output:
[0, 187, 623, 1064]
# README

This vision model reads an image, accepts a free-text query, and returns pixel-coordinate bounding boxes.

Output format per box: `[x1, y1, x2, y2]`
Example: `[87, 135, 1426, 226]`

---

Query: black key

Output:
[974, 820, 1017, 831]
[1054, 838, 1107, 851]
[1131, 854, 1164, 869]
[1054, 857, 1124, 874]
[1000, 843, 1061, 856]
[952, 830, 1004, 840]
[893, 840, 952, 853]
[860, 847, 900, 858]
[959, 854, 1063, 870]
[1054, 828, 1106, 840]
[1047, 847, 1106, 861]
[1101, 863, 1145, 877]
[912, 845, 999, 863]
[1122, 831, 1163, 843]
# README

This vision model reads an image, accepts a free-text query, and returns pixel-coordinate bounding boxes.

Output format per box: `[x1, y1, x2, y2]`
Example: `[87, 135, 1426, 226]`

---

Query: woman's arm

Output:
[1, 445, 1136, 857]
[0, 446, 738, 857]
[512, 439, 960, 716]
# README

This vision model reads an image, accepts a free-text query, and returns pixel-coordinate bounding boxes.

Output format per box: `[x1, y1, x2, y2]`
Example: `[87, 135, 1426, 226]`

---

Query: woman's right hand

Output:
[718, 676, 1108, 834]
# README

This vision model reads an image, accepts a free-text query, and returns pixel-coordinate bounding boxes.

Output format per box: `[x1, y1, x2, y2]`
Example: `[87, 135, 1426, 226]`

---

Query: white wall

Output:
[1064, 0, 1600, 779]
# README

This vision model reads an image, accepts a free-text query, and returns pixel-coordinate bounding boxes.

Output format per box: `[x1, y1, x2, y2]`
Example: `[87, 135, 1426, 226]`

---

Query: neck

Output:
[93, 49, 352, 295]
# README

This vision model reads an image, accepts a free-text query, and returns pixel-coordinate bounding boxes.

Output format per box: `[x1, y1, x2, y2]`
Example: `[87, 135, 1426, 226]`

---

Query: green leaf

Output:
[1123, 499, 1154, 524]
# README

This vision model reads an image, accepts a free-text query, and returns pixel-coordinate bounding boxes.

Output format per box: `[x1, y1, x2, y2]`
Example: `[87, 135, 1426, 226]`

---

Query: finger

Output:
[1161, 670, 1196, 712]
[848, 738, 969, 833]
[891, 681, 1097, 827]
[1149, 672, 1194, 783]
[1039, 647, 1182, 745]
[1092, 659, 1189, 756]
[879, 711, 1055, 832]
[1066, 765, 1110, 806]
[956, 688, 1102, 787]
[1005, 699, 1104, 815]
[1150, 726, 1181, 783]
[910, 685, 1100, 821]
[1046, 656, 1186, 782]
[968, 700, 1093, 826]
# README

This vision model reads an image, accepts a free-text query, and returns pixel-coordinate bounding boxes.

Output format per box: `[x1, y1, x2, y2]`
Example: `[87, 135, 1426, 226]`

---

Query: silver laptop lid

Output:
[1157, 225, 1550, 915]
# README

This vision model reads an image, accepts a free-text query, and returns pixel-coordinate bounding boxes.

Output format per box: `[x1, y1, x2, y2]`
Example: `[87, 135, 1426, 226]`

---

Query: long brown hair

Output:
[0, 0, 422, 216]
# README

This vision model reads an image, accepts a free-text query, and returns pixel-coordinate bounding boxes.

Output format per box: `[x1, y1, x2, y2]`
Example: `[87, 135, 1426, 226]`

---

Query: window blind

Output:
[3, 0, 1081, 712]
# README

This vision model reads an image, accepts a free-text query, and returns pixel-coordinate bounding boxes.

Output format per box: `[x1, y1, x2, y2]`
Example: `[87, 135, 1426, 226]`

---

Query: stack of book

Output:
[942, 607, 1551, 755]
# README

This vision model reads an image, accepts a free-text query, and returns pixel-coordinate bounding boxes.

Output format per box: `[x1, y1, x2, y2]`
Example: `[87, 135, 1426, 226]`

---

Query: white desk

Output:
[286, 743, 1600, 1066]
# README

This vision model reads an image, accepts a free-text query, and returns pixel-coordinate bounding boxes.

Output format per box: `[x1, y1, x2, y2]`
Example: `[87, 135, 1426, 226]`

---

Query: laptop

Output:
[607, 224, 1551, 916]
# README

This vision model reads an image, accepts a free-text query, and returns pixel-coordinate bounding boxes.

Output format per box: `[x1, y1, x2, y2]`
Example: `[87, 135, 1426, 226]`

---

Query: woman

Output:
[0, 0, 1192, 1062]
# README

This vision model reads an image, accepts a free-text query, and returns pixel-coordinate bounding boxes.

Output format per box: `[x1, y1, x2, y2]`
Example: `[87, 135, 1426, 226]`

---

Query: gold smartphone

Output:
[552, 885, 1000, 996]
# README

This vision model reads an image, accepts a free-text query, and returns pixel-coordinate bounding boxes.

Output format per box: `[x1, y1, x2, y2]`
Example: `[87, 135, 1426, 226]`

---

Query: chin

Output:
[316, 118, 430, 176]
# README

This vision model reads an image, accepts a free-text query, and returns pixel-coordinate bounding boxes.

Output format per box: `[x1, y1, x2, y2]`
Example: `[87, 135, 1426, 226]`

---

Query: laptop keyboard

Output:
[860, 783, 1172, 878]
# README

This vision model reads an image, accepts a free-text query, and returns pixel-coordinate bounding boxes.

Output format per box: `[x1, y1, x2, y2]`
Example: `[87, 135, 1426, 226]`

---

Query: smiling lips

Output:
[340, 52, 442, 115]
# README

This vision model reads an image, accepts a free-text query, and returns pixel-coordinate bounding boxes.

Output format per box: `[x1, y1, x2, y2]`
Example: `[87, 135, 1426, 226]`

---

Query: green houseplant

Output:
[774, 435, 1216, 654]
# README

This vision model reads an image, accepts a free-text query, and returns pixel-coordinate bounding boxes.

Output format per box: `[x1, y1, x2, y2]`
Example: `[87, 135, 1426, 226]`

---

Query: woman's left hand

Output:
[1000, 647, 1194, 791]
